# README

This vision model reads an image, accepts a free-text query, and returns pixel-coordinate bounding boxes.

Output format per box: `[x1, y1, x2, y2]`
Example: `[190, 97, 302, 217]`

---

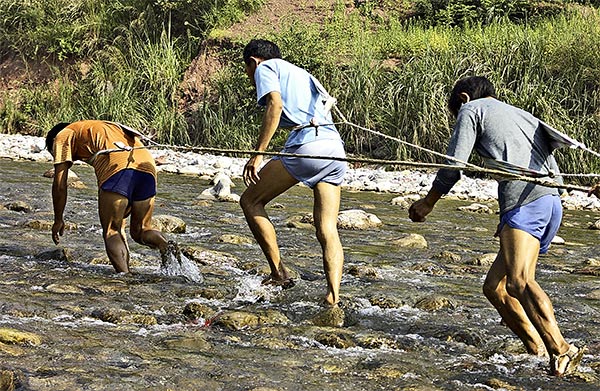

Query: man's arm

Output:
[243, 91, 283, 186]
[408, 187, 443, 222]
[51, 162, 71, 244]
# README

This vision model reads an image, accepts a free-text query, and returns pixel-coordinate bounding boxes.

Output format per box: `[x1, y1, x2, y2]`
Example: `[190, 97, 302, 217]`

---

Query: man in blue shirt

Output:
[240, 39, 347, 310]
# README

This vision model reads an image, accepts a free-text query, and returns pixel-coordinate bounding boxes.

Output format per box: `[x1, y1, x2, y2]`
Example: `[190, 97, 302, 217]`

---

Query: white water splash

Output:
[160, 251, 203, 283]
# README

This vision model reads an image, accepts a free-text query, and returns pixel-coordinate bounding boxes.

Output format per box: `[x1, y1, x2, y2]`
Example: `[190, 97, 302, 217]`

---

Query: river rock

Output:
[36, 248, 74, 262]
[90, 308, 157, 326]
[285, 215, 314, 229]
[3, 201, 32, 213]
[251, 264, 300, 281]
[392, 233, 427, 248]
[414, 295, 456, 311]
[0, 328, 41, 346]
[355, 334, 400, 350]
[347, 265, 379, 278]
[433, 250, 461, 262]
[551, 235, 565, 244]
[0, 342, 24, 356]
[369, 296, 404, 309]
[199, 172, 239, 202]
[315, 331, 355, 349]
[410, 261, 446, 275]
[310, 306, 345, 328]
[23, 219, 78, 231]
[151, 214, 186, 233]
[45, 283, 84, 294]
[457, 203, 495, 214]
[214, 309, 289, 330]
[182, 301, 216, 320]
[468, 252, 497, 266]
[337, 209, 382, 230]
[162, 335, 212, 352]
[589, 219, 600, 230]
[217, 233, 253, 245]
[181, 245, 239, 267]
[390, 194, 420, 209]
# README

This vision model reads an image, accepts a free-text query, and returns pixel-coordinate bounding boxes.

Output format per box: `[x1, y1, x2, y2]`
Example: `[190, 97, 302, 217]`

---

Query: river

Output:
[1, 158, 599, 390]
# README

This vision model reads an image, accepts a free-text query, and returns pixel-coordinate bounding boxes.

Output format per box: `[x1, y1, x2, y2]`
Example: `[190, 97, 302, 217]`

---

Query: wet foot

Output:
[550, 344, 585, 376]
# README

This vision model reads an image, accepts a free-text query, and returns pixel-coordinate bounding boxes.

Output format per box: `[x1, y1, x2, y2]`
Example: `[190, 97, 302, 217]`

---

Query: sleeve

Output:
[432, 108, 479, 194]
[53, 128, 76, 165]
[255, 62, 281, 106]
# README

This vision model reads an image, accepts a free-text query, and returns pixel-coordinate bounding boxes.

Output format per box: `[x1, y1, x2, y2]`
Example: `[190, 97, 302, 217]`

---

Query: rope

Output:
[101, 141, 591, 193]
[92, 106, 599, 194]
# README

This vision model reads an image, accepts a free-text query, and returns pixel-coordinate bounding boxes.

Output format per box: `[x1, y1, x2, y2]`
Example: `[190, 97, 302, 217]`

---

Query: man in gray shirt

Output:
[409, 76, 583, 376]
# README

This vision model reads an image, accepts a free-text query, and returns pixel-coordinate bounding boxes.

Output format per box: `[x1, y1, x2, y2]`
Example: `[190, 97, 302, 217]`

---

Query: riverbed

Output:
[1, 157, 600, 390]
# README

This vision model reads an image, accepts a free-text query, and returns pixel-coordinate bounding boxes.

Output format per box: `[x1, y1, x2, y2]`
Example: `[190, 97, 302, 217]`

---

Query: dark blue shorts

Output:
[499, 194, 562, 254]
[100, 169, 156, 203]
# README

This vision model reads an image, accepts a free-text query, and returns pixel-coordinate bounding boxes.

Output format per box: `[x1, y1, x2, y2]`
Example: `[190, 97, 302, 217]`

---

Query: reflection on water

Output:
[1, 159, 600, 390]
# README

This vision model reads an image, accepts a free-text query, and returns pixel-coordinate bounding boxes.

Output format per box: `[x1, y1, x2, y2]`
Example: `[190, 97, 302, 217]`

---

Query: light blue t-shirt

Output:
[254, 58, 342, 147]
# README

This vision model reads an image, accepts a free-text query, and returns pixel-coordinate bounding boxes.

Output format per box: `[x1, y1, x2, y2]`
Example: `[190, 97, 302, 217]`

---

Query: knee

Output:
[482, 279, 498, 301]
[505, 277, 529, 298]
[315, 224, 338, 244]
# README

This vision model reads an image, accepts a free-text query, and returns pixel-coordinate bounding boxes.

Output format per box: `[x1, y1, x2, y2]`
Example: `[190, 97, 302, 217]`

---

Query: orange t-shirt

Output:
[52, 120, 156, 186]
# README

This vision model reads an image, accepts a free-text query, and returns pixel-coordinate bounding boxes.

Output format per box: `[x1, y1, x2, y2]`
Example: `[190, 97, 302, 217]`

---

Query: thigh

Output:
[129, 196, 156, 232]
[499, 225, 541, 281]
[98, 190, 129, 232]
[242, 159, 298, 205]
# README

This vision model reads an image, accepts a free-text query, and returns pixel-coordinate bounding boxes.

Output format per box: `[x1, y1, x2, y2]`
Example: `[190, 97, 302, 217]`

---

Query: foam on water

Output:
[159, 251, 203, 283]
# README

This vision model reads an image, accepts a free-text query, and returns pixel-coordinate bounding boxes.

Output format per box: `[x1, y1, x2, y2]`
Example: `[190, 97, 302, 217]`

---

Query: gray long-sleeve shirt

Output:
[432, 97, 561, 215]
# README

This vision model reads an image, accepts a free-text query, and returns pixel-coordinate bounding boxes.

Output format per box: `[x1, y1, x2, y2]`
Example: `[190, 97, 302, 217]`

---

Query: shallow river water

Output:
[1, 158, 600, 391]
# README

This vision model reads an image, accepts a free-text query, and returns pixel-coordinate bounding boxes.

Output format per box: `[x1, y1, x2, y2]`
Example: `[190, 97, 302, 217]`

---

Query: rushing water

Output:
[1, 158, 600, 391]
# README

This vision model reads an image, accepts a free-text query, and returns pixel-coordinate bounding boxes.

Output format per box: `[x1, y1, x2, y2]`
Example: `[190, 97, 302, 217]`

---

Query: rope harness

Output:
[95, 102, 600, 194]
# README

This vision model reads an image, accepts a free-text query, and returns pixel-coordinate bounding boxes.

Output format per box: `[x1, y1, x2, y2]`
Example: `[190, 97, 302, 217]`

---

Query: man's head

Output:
[45, 122, 70, 155]
[448, 76, 496, 117]
[243, 39, 281, 84]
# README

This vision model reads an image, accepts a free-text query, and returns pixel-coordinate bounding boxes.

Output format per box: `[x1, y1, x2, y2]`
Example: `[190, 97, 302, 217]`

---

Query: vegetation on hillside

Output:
[1, 0, 600, 178]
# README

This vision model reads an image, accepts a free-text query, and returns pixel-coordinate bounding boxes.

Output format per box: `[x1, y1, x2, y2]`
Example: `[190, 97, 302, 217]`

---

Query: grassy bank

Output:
[1, 1, 599, 177]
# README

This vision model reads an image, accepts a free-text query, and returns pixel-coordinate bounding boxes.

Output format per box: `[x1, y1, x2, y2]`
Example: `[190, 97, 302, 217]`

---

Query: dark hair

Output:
[243, 39, 281, 65]
[45, 122, 70, 152]
[448, 76, 497, 117]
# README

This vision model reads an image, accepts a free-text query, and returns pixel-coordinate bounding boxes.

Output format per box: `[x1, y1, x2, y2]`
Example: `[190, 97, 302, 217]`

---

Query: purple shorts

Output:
[499, 194, 562, 254]
[275, 139, 347, 188]
[100, 169, 156, 203]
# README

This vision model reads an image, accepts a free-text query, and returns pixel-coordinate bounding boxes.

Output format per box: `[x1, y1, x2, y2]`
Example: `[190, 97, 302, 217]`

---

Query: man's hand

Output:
[588, 184, 600, 198]
[243, 155, 264, 186]
[408, 198, 434, 222]
[52, 219, 65, 244]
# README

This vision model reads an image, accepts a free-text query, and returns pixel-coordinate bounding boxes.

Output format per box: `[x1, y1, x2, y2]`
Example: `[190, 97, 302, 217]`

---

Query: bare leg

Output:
[313, 182, 344, 306]
[239, 159, 298, 282]
[483, 251, 545, 355]
[98, 190, 130, 273]
[129, 196, 168, 253]
[498, 226, 570, 357]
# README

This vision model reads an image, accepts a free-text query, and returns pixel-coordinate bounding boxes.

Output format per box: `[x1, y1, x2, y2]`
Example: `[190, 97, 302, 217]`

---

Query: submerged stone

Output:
[24, 219, 77, 231]
[393, 233, 427, 248]
[0, 328, 41, 346]
[182, 301, 216, 320]
[414, 295, 456, 311]
[310, 306, 345, 328]
[314, 331, 355, 349]
[3, 201, 32, 213]
[151, 214, 186, 233]
[35, 248, 74, 262]
[214, 309, 289, 331]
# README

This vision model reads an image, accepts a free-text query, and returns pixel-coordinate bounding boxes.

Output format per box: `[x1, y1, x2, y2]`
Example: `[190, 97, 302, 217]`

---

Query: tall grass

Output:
[1, 1, 600, 178]
[195, 6, 600, 177]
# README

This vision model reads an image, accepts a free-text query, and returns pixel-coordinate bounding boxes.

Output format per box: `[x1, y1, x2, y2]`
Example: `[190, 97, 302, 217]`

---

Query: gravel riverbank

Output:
[2, 132, 599, 210]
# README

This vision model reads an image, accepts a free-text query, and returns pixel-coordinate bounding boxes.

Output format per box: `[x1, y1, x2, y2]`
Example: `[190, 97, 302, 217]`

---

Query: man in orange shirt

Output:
[46, 120, 174, 273]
